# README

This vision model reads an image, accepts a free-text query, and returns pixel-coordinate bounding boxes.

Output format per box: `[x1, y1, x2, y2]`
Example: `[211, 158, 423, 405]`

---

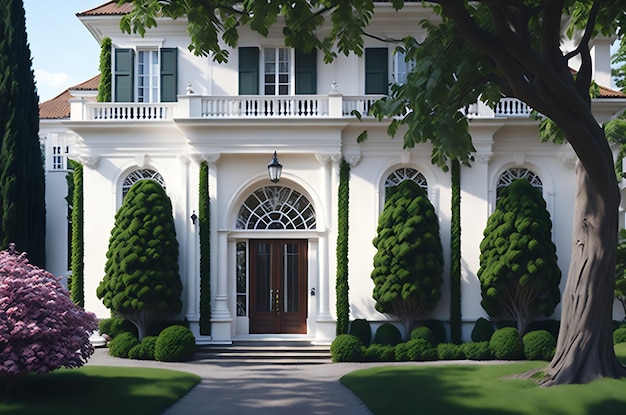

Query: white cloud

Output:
[34, 69, 71, 102]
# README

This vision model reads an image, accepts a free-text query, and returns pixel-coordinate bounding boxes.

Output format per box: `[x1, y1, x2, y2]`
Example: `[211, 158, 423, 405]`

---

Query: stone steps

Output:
[195, 341, 332, 364]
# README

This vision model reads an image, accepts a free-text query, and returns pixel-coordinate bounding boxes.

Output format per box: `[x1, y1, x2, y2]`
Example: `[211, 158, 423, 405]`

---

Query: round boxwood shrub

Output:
[154, 325, 196, 362]
[128, 336, 158, 360]
[362, 344, 395, 362]
[527, 319, 560, 339]
[395, 342, 410, 361]
[373, 323, 402, 346]
[330, 334, 363, 362]
[489, 327, 524, 360]
[437, 343, 465, 360]
[405, 339, 437, 361]
[613, 327, 626, 345]
[471, 317, 494, 342]
[410, 326, 435, 346]
[349, 319, 372, 347]
[99, 316, 137, 339]
[523, 330, 556, 361]
[108, 332, 139, 358]
[423, 319, 447, 344]
[461, 341, 492, 360]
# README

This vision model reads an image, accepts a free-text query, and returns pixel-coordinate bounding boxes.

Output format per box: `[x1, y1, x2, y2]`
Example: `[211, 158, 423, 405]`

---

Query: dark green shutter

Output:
[160, 48, 178, 102]
[114, 48, 134, 102]
[239, 47, 259, 95]
[295, 49, 317, 94]
[365, 48, 388, 95]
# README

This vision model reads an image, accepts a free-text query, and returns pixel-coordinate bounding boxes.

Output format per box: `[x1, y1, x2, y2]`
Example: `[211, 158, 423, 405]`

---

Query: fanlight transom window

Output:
[122, 169, 165, 197]
[236, 186, 316, 230]
[496, 168, 542, 198]
[385, 167, 428, 199]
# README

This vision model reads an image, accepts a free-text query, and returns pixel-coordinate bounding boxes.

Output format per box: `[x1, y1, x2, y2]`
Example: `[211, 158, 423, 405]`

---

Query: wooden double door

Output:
[249, 239, 308, 334]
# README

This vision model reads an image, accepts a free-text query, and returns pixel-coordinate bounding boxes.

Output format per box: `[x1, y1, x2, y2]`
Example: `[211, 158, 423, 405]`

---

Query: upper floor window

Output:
[47, 133, 70, 171]
[365, 48, 389, 95]
[496, 168, 542, 199]
[385, 167, 428, 200]
[392, 50, 416, 85]
[122, 169, 166, 198]
[239, 47, 317, 95]
[114, 48, 178, 103]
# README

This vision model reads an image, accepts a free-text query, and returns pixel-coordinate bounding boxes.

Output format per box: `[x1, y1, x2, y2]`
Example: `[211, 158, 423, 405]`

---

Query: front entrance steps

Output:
[195, 340, 331, 364]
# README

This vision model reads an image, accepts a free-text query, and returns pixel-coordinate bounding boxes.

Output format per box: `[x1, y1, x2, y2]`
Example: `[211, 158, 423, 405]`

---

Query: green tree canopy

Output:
[478, 179, 561, 334]
[371, 180, 443, 338]
[118, 0, 626, 385]
[97, 179, 182, 340]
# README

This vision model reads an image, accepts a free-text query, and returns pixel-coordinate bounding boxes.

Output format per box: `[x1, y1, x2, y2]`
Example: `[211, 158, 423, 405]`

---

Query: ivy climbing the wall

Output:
[69, 160, 84, 307]
[199, 161, 211, 335]
[97, 37, 112, 102]
[450, 159, 462, 344]
[336, 159, 350, 335]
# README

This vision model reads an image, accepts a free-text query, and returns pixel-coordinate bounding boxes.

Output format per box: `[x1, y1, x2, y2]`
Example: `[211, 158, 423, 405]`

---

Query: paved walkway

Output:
[86, 348, 373, 415]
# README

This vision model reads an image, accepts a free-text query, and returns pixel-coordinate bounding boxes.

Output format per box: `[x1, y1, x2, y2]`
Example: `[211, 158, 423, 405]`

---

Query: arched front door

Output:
[249, 239, 307, 334]
[236, 186, 316, 335]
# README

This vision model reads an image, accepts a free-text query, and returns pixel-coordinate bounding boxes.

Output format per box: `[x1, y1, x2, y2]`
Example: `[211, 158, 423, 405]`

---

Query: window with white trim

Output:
[392, 50, 416, 85]
[496, 168, 542, 199]
[122, 169, 166, 198]
[137, 50, 159, 103]
[385, 167, 428, 200]
[48, 133, 70, 171]
[264, 48, 290, 95]
[236, 186, 316, 230]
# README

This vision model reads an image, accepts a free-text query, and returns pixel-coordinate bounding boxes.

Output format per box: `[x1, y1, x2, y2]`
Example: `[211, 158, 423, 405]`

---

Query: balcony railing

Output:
[69, 95, 532, 121]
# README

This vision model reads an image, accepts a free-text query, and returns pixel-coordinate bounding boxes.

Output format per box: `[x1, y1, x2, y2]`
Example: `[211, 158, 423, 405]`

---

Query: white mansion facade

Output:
[40, 1, 626, 344]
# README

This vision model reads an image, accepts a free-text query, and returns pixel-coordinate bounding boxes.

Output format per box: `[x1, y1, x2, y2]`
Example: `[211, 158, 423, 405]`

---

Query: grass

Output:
[0, 366, 200, 415]
[340, 343, 626, 415]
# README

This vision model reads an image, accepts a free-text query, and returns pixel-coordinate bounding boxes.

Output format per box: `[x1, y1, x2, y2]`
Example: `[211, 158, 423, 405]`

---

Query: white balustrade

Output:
[86, 103, 175, 120]
[342, 95, 385, 116]
[201, 96, 328, 117]
[494, 97, 532, 117]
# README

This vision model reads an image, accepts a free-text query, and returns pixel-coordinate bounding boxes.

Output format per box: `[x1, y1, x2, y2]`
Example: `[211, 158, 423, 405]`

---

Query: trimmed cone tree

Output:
[371, 180, 443, 337]
[478, 179, 561, 334]
[97, 179, 182, 340]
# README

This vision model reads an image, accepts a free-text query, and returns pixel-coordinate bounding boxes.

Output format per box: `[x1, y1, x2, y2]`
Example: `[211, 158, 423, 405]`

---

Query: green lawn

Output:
[0, 366, 200, 415]
[341, 343, 626, 415]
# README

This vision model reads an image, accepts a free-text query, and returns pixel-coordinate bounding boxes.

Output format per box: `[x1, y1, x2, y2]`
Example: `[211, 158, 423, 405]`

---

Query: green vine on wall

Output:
[336, 158, 350, 335]
[199, 161, 211, 335]
[450, 159, 462, 344]
[97, 38, 112, 102]
[69, 160, 84, 307]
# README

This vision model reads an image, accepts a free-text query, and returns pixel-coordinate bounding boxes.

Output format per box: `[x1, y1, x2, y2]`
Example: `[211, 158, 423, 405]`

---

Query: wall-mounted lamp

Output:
[268, 151, 283, 183]
[310, 287, 316, 296]
[190, 211, 198, 224]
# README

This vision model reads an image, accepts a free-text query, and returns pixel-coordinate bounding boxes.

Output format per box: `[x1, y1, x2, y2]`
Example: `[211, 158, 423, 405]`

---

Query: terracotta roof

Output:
[77, 1, 133, 17]
[39, 74, 100, 120]
[599, 84, 626, 98]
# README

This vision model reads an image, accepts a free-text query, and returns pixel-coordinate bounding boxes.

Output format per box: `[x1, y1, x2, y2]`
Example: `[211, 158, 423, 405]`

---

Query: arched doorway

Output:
[236, 186, 316, 334]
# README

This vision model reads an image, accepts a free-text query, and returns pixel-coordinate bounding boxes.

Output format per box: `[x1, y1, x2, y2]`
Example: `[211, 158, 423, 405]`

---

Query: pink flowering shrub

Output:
[0, 244, 98, 383]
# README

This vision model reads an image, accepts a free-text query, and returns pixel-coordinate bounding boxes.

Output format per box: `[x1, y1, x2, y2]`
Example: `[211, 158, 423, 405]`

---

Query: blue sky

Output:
[24, 0, 105, 102]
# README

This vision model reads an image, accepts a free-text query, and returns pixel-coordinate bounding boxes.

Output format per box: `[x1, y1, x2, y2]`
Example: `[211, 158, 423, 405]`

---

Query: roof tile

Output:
[77, 1, 133, 17]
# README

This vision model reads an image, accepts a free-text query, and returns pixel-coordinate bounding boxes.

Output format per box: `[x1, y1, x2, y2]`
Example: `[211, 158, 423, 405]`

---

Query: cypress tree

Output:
[450, 160, 462, 343]
[336, 159, 350, 335]
[199, 161, 211, 335]
[0, 0, 46, 267]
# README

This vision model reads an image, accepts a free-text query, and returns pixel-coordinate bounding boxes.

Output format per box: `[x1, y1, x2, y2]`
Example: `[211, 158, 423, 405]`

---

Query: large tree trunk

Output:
[539, 163, 626, 386]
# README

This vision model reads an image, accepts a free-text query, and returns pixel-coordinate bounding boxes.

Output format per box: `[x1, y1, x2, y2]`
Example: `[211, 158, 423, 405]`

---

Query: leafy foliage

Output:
[70, 161, 84, 306]
[99, 316, 137, 339]
[349, 319, 371, 347]
[523, 330, 556, 361]
[373, 323, 402, 346]
[97, 180, 182, 340]
[471, 317, 495, 343]
[371, 180, 443, 336]
[437, 343, 464, 360]
[613, 328, 626, 345]
[199, 161, 211, 335]
[615, 229, 626, 317]
[0, 245, 98, 384]
[330, 334, 363, 362]
[154, 325, 196, 362]
[107, 332, 139, 358]
[461, 342, 492, 361]
[409, 326, 435, 346]
[361, 344, 395, 362]
[128, 336, 158, 360]
[336, 159, 350, 335]
[450, 159, 462, 343]
[478, 179, 561, 334]
[489, 327, 524, 360]
[97, 37, 112, 102]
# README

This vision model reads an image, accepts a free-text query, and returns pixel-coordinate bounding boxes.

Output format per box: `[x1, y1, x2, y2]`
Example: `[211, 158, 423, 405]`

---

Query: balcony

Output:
[69, 94, 532, 122]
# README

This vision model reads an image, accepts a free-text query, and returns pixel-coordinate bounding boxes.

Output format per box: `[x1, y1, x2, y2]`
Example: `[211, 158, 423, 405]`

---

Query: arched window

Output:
[122, 169, 165, 198]
[496, 168, 542, 199]
[385, 167, 428, 199]
[236, 186, 316, 230]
